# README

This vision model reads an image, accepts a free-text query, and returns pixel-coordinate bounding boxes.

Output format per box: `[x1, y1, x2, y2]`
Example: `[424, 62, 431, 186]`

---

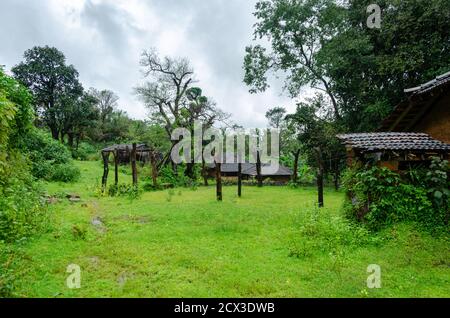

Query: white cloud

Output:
[0, 0, 303, 128]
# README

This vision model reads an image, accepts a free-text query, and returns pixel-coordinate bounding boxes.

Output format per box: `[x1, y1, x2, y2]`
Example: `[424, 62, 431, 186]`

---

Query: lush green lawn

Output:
[9, 161, 450, 297]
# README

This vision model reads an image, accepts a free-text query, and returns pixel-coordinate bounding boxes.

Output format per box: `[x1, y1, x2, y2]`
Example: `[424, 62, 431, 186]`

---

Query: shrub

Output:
[0, 151, 49, 243]
[287, 206, 375, 259]
[107, 183, 141, 200]
[20, 129, 80, 182]
[71, 142, 99, 161]
[51, 163, 81, 182]
[342, 161, 449, 231]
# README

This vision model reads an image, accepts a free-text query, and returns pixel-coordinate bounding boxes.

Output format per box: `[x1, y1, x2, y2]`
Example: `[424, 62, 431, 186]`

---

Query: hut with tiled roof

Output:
[339, 71, 450, 171]
[379, 71, 450, 144]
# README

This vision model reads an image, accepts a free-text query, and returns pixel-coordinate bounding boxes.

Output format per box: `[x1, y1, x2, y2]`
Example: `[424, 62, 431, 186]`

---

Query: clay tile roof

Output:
[403, 71, 450, 95]
[336, 132, 450, 152]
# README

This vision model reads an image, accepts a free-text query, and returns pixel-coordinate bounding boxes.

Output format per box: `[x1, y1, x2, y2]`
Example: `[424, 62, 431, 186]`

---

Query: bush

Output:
[20, 129, 80, 182]
[107, 183, 141, 200]
[51, 163, 81, 182]
[0, 151, 49, 243]
[287, 206, 376, 259]
[71, 142, 99, 161]
[342, 161, 449, 231]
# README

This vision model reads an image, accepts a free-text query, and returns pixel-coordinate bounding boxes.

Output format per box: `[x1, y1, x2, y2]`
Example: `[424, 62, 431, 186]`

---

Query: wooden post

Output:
[101, 151, 109, 191]
[202, 159, 208, 186]
[150, 151, 158, 187]
[131, 143, 138, 186]
[256, 150, 263, 187]
[237, 162, 242, 197]
[292, 149, 300, 184]
[314, 147, 324, 208]
[114, 148, 119, 185]
[215, 161, 222, 201]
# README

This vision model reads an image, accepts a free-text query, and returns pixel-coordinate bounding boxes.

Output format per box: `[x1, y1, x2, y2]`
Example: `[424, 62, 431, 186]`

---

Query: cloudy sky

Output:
[0, 0, 303, 128]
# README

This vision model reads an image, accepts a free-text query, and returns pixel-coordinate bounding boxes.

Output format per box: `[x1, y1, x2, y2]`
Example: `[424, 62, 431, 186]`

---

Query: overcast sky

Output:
[0, 0, 304, 128]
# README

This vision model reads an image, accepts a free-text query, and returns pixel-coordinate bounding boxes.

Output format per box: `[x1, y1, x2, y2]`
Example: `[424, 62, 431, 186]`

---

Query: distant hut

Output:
[101, 143, 151, 164]
[206, 162, 293, 184]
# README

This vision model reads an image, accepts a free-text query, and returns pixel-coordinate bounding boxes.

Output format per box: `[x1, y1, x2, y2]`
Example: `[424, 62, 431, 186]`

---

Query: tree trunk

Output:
[292, 149, 301, 183]
[202, 159, 208, 186]
[334, 170, 339, 191]
[101, 152, 109, 191]
[150, 152, 158, 187]
[68, 133, 74, 148]
[256, 150, 263, 187]
[185, 162, 195, 179]
[131, 143, 138, 186]
[314, 147, 324, 208]
[50, 126, 59, 140]
[215, 162, 222, 201]
[238, 162, 242, 197]
[114, 149, 119, 186]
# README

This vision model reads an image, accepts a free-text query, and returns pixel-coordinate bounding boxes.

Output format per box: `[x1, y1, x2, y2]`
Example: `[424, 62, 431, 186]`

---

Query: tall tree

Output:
[135, 49, 229, 173]
[89, 88, 119, 126]
[265, 107, 286, 129]
[244, 0, 344, 120]
[12, 46, 83, 140]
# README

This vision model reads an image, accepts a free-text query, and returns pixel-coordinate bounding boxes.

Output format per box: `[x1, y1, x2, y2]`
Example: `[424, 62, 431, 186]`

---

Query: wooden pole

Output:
[215, 161, 222, 201]
[114, 148, 119, 185]
[101, 151, 109, 191]
[237, 162, 242, 197]
[150, 151, 158, 187]
[256, 150, 263, 187]
[314, 147, 324, 208]
[131, 143, 138, 186]
[202, 159, 208, 186]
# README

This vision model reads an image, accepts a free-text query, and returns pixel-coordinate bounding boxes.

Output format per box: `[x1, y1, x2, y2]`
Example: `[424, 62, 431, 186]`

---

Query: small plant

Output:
[107, 183, 141, 200]
[166, 189, 175, 202]
[71, 224, 87, 240]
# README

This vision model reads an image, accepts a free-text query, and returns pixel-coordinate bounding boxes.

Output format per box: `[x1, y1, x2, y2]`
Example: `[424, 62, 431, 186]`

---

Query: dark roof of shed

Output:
[379, 71, 450, 132]
[102, 144, 149, 152]
[206, 162, 292, 176]
[337, 132, 450, 152]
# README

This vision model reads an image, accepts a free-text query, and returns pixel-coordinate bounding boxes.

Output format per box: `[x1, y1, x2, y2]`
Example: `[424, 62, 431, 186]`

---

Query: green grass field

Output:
[9, 161, 450, 297]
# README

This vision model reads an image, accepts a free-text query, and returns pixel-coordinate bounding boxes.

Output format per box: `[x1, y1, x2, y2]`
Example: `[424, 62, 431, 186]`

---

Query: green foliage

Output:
[0, 70, 49, 245]
[426, 157, 450, 209]
[158, 165, 195, 187]
[71, 142, 99, 161]
[21, 129, 80, 182]
[12, 46, 83, 140]
[107, 183, 141, 200]
[343, 163, 449, 231]
[288, 206, 375, 259]
[245, 0, 450, 132]
[71, 224, 88, 240]
[0, 152, 49, 243]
